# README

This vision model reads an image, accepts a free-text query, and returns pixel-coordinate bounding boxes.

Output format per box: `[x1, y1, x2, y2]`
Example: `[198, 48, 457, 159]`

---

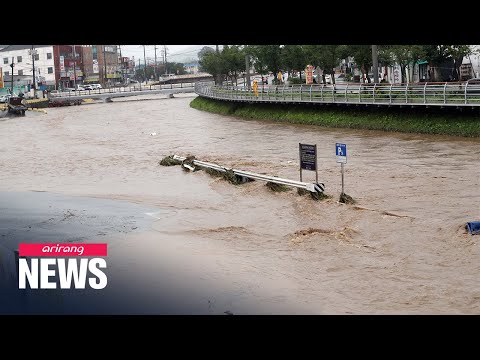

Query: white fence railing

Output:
[194, 82, 480, 107]
[50, 82, 196, 98]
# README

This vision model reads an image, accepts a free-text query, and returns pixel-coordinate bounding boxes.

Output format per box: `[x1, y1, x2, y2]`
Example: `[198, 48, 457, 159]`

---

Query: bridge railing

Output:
[50, 82, 196, 98]
[194, 82, 480, 106]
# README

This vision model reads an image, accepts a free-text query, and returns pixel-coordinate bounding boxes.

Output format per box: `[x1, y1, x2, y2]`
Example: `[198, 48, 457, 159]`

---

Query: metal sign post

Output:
[299, 143, 318, 183]
[336, 143, 347, 194]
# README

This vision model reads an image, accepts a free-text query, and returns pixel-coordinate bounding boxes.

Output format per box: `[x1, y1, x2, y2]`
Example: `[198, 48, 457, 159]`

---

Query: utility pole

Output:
[119, 44, 124, 84]
[154, 45, 158, 81]
[137, 58, 140, 81]
[245, 54, 250, 89]
[10, 57, 14, 94]
[31, 45, 36, 96]
[143, 45, 147, 83]
[103, 45, 107, 87]
[372, 45, 379, 83]
[72, 45, 77, 90]
[216, 45, 222, 85]
[163, 45, 168, 75]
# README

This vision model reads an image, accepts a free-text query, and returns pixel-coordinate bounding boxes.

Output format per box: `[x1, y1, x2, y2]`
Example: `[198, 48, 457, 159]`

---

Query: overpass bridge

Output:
[49, 82, 196, 103]
[194, 81, 480, 109]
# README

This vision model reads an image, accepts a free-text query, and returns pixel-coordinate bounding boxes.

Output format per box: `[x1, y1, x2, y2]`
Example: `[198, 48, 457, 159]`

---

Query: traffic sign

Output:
[299, 143, 318, 183]
[336, 143, 347, 164]
[300, 143, 317, 171]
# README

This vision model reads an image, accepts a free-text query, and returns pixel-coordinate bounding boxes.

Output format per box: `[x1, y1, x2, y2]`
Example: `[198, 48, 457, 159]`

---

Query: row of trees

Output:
[198, 45, 476, 85]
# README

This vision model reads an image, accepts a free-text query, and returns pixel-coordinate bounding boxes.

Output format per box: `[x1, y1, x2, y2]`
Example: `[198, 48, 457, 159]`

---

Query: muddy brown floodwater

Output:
[1, 94, 479, 314]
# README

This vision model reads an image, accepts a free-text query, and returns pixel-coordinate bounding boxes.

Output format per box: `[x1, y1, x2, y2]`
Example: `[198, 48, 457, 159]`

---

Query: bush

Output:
[288, 77, 304, 85]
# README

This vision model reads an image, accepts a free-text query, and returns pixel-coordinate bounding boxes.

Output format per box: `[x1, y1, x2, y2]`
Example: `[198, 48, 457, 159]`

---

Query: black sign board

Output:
[299, 143, 317, 171]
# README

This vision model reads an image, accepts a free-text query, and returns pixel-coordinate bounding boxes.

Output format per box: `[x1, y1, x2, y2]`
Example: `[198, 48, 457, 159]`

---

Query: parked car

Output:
[91, 84, 102, 90]
[0, 94, 12, 103]
[83, 85, 94, 90]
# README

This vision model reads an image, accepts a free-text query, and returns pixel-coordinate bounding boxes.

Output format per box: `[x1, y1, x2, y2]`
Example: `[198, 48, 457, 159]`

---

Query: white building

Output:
[462, 45, 480, 78]
[0, 45, 56, 89]
[184, 61, 199, 74]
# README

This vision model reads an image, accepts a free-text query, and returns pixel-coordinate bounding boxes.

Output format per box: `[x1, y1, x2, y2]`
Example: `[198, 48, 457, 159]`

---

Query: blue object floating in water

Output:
[466, 222, 480, 235]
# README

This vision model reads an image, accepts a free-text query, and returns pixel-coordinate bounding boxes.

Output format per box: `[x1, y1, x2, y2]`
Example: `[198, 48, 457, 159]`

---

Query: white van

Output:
[91, 84, 102, 90]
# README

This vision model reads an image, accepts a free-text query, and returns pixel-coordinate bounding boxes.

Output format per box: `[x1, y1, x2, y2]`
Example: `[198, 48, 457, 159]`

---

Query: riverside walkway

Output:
[195, 81, 480, 108]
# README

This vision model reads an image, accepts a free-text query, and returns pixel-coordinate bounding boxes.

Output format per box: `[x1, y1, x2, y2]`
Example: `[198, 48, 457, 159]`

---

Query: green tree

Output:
[303, 45, 348, 84]
[303, 45, 322, 81]
[281, 45, 306, 79]
[197, 46, 215, 72]
[386, 45, 426, 83]
[318, 45, 347, 84]
[250, 45, 282, 84]
[447, 45, 473, 80]
[423, 45, 453, 81]
[346, 45, 373, 83]
[199, 50, 226, 85]
[222, 45, 245, 85]
[424, 45, 473, 81]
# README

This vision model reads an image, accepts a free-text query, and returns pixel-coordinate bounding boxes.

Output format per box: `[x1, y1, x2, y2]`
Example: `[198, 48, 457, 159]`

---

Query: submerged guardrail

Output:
[170, 155, 325, 199]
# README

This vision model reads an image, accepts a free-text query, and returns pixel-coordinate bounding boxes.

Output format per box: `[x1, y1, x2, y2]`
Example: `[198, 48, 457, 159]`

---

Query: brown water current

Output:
[1, 94, 479, 314]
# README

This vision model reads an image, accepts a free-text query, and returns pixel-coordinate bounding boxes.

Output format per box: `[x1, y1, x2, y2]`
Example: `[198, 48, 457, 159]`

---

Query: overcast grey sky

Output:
[120, 45, 215, 62]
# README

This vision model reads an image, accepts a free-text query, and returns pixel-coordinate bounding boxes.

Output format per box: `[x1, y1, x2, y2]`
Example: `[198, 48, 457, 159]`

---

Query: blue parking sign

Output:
[336, 143, 347, 163]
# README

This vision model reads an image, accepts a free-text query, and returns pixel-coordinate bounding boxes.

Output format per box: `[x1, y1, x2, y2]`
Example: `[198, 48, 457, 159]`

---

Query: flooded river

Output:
[0, 94, 479, 314]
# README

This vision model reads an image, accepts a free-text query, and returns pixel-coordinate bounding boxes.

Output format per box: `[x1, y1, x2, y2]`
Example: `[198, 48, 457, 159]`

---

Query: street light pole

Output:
[31, 45, 36, 96]
[10, 57, 14, 94]
[245, 54, 250, 89]
[119, 44, 124, 84]
[103, 45, 107, 87]
[216, 45, 222, 85]
[372, 45, 379, 83]
[143, 45, 147, 84]
[154, 45, 158, 81]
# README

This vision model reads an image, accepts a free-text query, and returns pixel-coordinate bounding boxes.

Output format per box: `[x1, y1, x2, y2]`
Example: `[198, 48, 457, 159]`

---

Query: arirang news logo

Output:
[17, 243, 107, 290]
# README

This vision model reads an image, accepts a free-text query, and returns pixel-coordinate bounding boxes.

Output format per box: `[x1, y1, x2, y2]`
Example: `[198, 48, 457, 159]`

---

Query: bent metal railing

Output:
[194, 82, 480, 107]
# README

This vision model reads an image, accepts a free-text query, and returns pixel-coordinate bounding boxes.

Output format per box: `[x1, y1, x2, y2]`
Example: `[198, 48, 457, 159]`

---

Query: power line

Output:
[121, 48, 201, 57]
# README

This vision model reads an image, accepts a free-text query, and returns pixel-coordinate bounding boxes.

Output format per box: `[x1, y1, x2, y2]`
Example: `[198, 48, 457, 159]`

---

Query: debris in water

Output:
[297, 188, 309, 196]
[297, 187, 330, 200]
[381, 211, 411, 218]
[159, 155, 182, 166]
[466, 221, 480, 235]
[182, 163, 195, 171]
[311, 191, 330, 201]
[204, 167, 225, 177]
[339, 193, 355, 204]
[265, 181, 291, 192]
[222, 169, 241, 185]
[181, 155, 200, 172]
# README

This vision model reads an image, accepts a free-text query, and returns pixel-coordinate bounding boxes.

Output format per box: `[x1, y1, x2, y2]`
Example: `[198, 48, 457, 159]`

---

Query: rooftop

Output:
[0, 45, 51, 52]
